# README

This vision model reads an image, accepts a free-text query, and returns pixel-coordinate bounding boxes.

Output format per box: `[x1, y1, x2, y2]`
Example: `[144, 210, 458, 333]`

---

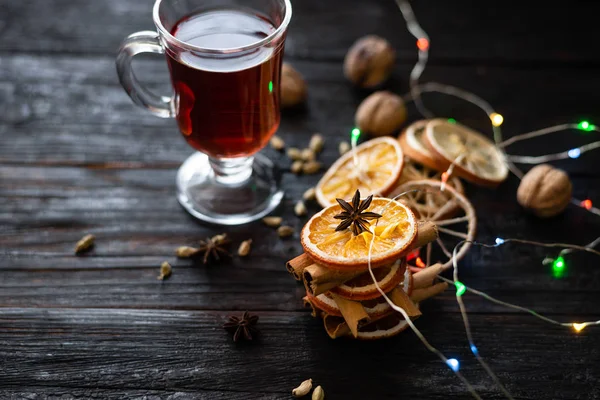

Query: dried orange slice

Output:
[305, 268, 413, 317]
[395, 157, 464, 194]
[315, 137, 404, 208]
[330, 259, 406, 300]
[393, 180, 476, 270]
[356, 313, 409, 340]
[398, 119, 447, 170]
[424, 120, 509, 187]
[301, 194, 417, 270]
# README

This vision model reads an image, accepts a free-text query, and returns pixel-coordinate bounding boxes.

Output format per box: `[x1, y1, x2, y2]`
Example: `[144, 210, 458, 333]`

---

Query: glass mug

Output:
[116, 0, 292, 225]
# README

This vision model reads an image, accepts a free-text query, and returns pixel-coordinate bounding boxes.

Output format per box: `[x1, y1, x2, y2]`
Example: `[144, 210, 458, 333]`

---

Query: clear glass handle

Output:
[116, 31, 174, 118]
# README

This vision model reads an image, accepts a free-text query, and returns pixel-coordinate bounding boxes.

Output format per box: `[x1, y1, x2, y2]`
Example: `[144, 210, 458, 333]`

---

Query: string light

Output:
[495, 237, 505, 245]
[446, 358, 460, 372]
[568, 148, 581, 159]
[415, 257, 426, 268]
[268, 81, 273, 93]
[581, 199, 593, 210]
[573, 323, 587, 333]
[416, 37, 429, 51]
[552, 256, 566, 278]
[447, 118, 457, 124]
[455, 281, 467, 297]
[470, 345, 479, 355]
[351, 127, 361, 139]
[578, 120, 593, 131]
[490, 113, 504, 127]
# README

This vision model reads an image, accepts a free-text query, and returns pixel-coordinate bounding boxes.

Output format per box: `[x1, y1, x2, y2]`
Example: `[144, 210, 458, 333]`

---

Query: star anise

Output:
[197, 234, 231, 264]
[334, 190, 382, 236]
[223, 311, 259, 342]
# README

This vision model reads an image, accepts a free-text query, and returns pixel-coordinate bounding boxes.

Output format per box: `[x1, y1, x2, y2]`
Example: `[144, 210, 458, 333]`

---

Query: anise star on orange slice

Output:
[334, 190, 382, 236]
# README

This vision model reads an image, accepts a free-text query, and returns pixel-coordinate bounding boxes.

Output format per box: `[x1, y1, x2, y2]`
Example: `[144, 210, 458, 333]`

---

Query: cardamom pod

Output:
[309, 133, 324, 153]
[294, 201, 307, 217]
[292, 378, 313, 398]
[303, 187, 316, 201]
[270, 135, 285, 151]
[301, 148, 315, 162]
[238, 239, 252, 257]
[287, 147, 302, 161]
[312, 385, 325, 400]
[176, 246, 200, 258]
[302, 161, 321, 174]
[291, 160, 304, 174]
[262, 216, 282, 228]
[157, 261, 172, 280]
[277, 225, 294, 238]
[74, 234, 95, 254]
[339, 141, 350, 155]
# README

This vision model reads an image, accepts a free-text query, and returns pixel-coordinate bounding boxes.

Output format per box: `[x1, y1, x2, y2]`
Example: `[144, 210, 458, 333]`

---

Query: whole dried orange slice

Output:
[424, 120, 509, 187]
[301, 191, 417, 270]
[398, 119, 447, 171]
[315, 137, 404, 208]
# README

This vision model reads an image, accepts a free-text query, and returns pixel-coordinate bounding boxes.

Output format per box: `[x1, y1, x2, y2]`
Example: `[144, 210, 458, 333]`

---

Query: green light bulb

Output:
[268, 81, 273, 93]
[351, 128, 361, 139]
[455, 281, 466, 297]
[578, 121, 593, 131]
[448, 118, 457, 124]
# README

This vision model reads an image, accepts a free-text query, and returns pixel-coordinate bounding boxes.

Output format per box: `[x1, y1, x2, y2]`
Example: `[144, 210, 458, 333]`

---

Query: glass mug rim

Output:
[152, 0, 292, 54]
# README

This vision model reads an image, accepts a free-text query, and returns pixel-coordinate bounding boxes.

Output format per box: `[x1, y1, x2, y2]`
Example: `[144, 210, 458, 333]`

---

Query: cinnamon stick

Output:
[412, 263, 444, 290]
[389, 287, 421, 317]
[410, 282, 448, 303]
[303, 266, 363, 296]
[330, 293, 370, 338]
[323, 315, 351, 339]
[286, 253, 313, 280]
[302, 221, 439, 296]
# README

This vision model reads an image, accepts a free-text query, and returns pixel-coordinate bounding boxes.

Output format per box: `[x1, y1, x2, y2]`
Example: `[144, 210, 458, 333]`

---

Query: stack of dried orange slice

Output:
[398, 119, 508, 187]
[286, 190, 448, 340]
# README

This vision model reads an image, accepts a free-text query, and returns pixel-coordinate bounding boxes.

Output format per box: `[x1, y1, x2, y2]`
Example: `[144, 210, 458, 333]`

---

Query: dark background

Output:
[1, 1, 600, 399]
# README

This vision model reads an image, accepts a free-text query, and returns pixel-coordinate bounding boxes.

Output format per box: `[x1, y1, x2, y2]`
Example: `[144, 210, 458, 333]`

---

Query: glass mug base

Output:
[176, 152, 284, 225]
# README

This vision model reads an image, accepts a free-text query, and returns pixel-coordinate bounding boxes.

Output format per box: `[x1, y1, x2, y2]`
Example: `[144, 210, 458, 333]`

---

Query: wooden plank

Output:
[1, 55, 600, 172]
[0, 388, 281, 400]
[1, 0, 600, 64]
[0, 308, 599, 399]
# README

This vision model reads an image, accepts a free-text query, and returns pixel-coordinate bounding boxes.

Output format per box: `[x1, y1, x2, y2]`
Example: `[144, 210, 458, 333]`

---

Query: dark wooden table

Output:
[2, 1, 600, 399]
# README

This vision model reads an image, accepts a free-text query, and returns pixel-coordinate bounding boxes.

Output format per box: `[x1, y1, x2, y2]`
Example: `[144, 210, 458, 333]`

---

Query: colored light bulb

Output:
[416, 38, 429, 51]
[446, 358, 460, 372]
[581, 199, 592, 210]
[490, 113, 504, 127]
[568, 148, 581, 159]
[455, 281, 466, 297]
[470, 344, 479, 355]
[578, 121, 593, 131]
[495, 237, 505, 245]
[268, 81, 273, 93]
[573, 323, 586, 332]
[441, 172, 449, 184]
[416, 257, 426, 268]
[351, 127, 361, 139]
[447, 118, 457, 124]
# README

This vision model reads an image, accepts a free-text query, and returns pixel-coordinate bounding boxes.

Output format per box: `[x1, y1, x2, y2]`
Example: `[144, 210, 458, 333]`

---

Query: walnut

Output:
[281, 63, 307, 108]
[355, 91, 407, 136]
[517, 164, 572, 217]
[344, 35, 395, 88]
